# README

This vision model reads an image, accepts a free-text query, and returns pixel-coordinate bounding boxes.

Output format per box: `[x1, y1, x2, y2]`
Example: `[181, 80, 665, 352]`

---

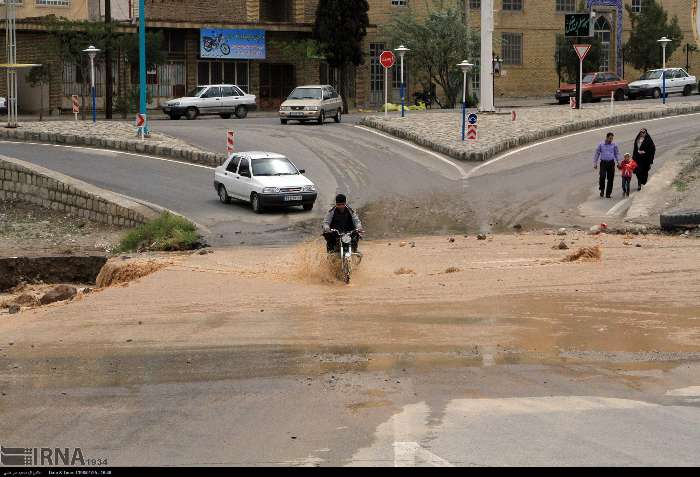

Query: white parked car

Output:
[162, 84, 257, 120]
[627, 68, 697, 99]
[213, 152, 317, 213]
[0, 96, 6, 114]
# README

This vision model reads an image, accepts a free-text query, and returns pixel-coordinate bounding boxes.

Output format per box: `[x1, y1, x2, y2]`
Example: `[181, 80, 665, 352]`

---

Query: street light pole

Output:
[395, 45, 410, 118]
[457, 60, 473, 141]
[83, 45, 100, 124]
[658, 36, 672, 105]
[139, 0, 148, 136]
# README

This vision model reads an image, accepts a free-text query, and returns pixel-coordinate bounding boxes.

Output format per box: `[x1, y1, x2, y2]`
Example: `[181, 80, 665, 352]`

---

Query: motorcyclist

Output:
[322, 194, 363, 253]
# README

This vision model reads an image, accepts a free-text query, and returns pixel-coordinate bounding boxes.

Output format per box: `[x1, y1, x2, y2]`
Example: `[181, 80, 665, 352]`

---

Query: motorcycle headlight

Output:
[302, 185, 316, 192]
[262, 187, 280, 194]
[305, 106, 319, 111]
[341, 235, 351, 244]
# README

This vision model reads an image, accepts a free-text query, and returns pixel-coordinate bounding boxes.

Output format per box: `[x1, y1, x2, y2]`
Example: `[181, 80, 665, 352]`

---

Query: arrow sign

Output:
[467, 124, 477, 140]
[467, 113, 478, 125]
[380, 51, 395, 69]
[135, 113, 146, 128]
[573, 44, 592, 61]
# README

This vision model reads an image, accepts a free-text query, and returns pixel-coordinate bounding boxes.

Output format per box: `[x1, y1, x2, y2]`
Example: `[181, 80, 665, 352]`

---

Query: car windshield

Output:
[252, 158, 299, 176]
[288, 88, 322, 100]
[582, 74, 595, 84]
[640, 71, 664, 80]
[188, 87, 207, 97]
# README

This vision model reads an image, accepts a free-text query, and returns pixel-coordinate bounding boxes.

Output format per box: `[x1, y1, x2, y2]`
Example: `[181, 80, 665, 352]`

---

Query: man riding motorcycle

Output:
[322, 194, 363, 253]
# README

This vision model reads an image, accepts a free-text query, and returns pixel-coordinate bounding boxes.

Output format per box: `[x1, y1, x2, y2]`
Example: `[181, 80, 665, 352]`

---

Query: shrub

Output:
[117, 212, 201, 252]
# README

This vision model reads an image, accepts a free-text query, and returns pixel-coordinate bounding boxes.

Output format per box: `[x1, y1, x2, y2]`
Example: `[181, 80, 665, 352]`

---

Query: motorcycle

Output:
[202, 33, 231, 56]
[327, 229, 362, 284]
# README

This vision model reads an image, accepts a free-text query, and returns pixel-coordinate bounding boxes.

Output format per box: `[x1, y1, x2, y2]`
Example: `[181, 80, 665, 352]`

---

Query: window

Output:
[36, 0, 70, 5]
[202, 87, 221, 98]
[501, 33, 522, 65]
[469, 0, 480, 8]
[369, 43, 385, 94]
[470, 58, 480, 99]
[555, 0, 575, 12]
[392, 62, 408, 89]
[260, 0, 293, 22]
[226, 156, 240, 173]
[221, 86, 235, 97]
[631, 0, 642, 13]
[594, 16, 611, 72]
[502, 0, 522, 11]
[391, 0, 408, 5]
[197, 61, 249, 92]
[238, 158, 250, 177]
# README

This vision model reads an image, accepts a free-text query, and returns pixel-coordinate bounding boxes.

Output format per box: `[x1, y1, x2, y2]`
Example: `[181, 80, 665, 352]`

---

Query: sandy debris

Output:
[96, 259, 171, 288]
[564, 245, 602, 262]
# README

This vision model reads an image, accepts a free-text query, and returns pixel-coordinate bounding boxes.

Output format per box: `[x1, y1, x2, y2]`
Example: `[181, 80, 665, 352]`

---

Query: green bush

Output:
[117, 212, 201, 252]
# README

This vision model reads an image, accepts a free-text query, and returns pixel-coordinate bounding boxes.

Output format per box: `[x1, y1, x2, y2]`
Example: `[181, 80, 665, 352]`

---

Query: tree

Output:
[313, 0, 369, 112]
[624, 0, 683, 74]
[26, 65, 50, 121]
[555, 35, 602, 83]
[383, 0, 479, 108]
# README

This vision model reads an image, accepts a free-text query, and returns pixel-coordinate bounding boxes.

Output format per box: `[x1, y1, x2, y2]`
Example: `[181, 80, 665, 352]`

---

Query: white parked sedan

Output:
[213, 151, 317, 213]
[627, 68, 697, 99]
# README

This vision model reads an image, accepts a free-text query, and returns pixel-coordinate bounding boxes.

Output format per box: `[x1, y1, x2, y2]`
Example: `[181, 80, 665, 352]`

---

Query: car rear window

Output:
[252, 158, 299, 176]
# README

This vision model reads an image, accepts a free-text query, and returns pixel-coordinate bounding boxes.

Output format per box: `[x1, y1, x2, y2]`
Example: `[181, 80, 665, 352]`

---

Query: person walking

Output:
[593, 132, 621, 198]
[632, 128, 656, 191]
[619, 153, 637, 197]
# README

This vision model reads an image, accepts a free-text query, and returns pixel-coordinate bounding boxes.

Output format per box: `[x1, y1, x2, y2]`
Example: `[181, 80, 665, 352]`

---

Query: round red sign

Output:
[380, 51, 395, 69]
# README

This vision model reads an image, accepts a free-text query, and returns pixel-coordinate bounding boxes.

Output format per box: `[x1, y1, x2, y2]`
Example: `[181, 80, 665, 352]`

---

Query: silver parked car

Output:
[279, 85, 343, 124]
[162, 84, 257, 120]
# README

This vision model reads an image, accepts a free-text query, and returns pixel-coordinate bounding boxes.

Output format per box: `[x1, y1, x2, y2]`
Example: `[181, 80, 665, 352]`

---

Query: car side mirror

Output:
[299, 169, 306, 174]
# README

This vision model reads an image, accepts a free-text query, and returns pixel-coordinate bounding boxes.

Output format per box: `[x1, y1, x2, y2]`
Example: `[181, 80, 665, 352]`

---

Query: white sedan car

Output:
[627, 68, 697, 99]
[213, 151, 317, 213]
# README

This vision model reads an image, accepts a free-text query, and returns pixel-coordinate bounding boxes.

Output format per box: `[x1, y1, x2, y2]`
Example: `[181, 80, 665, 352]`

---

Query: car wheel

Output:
[218, 185, 231, 204]
[235, 105, 248, 119]
[334, 109, 341, 123]
[251, 193, 262, 213]
[280, 119, 288, 125]
[185, 107, 198, 120]
[582, 91, 593, 103]
[614, 89, 625, 101]
[652, 88, 661, 99]
[317, 110, 325, 125]
[683, 85, 692, 96]
[627, 92, 637, 100]
[303, 202, 314, 211]
[220, 113, 232, 119]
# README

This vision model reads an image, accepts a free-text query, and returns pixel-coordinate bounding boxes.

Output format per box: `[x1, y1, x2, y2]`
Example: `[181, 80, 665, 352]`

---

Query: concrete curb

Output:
[0, 154, 161, 227]
[0, 127, 227, 168]
[359, 104, 700, 162]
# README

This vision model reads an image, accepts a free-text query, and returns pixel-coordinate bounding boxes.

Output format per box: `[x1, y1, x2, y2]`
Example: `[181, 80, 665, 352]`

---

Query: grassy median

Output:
[117, 212, 201, 253]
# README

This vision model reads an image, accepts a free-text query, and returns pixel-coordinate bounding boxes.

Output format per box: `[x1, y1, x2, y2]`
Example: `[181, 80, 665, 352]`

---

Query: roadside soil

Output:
[0, 199, 124, 257]
[2, 232, 699, 386]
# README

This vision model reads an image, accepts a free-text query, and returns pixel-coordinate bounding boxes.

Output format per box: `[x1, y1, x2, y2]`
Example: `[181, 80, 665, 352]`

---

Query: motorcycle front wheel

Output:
[220, 44, 231, 55]
[342, 257, 351, 284]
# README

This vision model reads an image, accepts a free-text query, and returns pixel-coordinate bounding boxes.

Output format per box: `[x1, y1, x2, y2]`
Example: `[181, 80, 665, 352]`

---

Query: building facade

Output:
[2, 0, 700, 114]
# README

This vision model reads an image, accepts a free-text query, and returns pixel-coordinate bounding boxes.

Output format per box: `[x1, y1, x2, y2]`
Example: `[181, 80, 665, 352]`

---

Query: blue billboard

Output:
[200, 29, 266, 60]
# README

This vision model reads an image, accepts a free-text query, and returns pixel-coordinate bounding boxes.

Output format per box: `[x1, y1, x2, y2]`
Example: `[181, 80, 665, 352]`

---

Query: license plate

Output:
[290, 112, 304, 116]
[284, 195, 303, 201]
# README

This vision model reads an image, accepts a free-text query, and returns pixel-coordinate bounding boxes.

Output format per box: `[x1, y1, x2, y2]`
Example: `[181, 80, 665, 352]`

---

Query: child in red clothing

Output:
[619, 153, 637, 197]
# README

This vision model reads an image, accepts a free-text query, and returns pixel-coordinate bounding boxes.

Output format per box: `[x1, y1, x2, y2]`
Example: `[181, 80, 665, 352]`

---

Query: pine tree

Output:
[313, 0, 369, 112]
[624, 0, 683, 73]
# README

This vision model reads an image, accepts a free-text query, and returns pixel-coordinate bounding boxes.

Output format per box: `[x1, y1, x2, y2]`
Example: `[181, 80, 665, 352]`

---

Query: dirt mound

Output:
[563, 246, 602, 262]
[96, 259, 169, 288]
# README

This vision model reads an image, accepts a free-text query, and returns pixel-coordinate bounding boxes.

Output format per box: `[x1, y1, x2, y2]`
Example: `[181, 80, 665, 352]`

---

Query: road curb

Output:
[0, 127, 227, 168]
[359, 104, 700, 162]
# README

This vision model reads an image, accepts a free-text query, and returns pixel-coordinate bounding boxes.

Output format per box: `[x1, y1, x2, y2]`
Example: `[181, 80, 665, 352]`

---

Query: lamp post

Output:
[457, 60, 473, 141]
[138, 0, 148, 136]
[83, 45, 100, 124]
[658, 36, 672, 104]
[492, 54, 503, 110]
[395, 45, 410, 118]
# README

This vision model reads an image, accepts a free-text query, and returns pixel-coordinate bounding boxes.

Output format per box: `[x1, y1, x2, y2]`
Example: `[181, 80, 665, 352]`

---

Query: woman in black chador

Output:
[632, 128, 656, 191]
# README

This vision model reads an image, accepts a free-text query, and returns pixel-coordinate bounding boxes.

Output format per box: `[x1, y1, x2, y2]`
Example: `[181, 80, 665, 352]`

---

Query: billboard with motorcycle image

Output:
[200, 29, 266, 60]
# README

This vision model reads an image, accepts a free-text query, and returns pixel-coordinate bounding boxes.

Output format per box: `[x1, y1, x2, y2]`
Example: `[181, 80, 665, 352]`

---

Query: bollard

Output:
[610, 91, 614, 116]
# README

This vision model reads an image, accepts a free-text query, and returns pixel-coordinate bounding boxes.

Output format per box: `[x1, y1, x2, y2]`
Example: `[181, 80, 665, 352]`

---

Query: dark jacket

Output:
[322, 206, 362, 234]
[633, 133, 656, 168]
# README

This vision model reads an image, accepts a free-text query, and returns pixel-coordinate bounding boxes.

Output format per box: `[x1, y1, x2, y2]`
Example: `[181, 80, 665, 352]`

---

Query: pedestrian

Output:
[618, 153, 637, 197]
[593, 132, 621, 198]
[632, 128, 656, 191]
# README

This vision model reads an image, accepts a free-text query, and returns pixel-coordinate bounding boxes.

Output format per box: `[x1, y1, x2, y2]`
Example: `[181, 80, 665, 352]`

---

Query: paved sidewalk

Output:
[360, 99, 700, 162]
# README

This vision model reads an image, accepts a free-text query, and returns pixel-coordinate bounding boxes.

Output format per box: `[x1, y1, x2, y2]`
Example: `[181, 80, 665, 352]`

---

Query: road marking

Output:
[666, 386, 700, 397]
[353, 125, 468, 179]
[0, 140, 216, 170]
[393, 442, 453, 467]
[605, 197, 632, 216]
[464, 111, 700, 179]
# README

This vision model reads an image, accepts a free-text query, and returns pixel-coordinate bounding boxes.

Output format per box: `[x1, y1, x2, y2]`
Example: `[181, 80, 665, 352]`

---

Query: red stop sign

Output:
[380, 51, 395, 69]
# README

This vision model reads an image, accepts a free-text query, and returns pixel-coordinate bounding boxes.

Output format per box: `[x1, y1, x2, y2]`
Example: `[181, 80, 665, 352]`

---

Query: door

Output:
[220, 155, 241, 195]
[236, 157, 254, 201]
[221, 86, 237, 112]
[200, 86, 222, 114]
[328, 86, 342, 114]
[668, 70, 682, 93]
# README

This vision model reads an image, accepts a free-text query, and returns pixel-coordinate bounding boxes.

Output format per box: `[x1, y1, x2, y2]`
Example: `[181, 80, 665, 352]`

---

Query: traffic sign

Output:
[467, 113, 478, 125]
[380, 51, 395, 69]
[570, 96, 577, 109]
[573, 44, 592, 61]
[467, 124, 477, 141]
[71, 95, 79, 114]
[227, 130, 235, 155]
[565, 14, 592, 38]
[136, 113, 146, 128]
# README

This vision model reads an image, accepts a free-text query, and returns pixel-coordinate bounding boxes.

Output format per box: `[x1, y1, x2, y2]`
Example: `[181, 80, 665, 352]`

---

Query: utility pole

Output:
[480, 0, 495, 112]
[105, 0, 113, 119]
[5, 0, 17, 127]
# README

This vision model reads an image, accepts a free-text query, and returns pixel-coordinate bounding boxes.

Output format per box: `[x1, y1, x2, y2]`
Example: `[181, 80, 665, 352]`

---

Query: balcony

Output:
[260, 0, 294, 23]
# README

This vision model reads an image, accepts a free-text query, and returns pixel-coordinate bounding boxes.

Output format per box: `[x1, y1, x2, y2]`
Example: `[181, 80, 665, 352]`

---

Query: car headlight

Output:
[302, 185, 316, 192]
[168, 101, 180, 107]
[305, 106, 319, 111]
[280, 106, 291, 111]
[262, 187, 280, 194]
